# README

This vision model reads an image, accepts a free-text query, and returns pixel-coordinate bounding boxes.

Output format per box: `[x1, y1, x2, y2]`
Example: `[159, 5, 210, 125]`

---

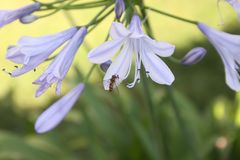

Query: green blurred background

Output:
[0, 0, 240, 160]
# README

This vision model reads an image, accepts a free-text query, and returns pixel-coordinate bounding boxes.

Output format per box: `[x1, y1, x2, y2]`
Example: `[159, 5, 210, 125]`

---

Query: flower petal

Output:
[103, 41, 132, 90]
[144, 37, 175, 57]
[141, 47, 175, 85]
[88, 38, 125, 64]
[35, 83, 85, 134]
[220, 52, 240, 91]
[110, 22, 130, 39]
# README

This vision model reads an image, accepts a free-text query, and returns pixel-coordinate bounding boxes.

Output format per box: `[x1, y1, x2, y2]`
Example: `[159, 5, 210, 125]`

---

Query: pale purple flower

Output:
[115, 0, 125, 19]
[226, 0, 240, 18]
[0, 3, 40, 28]
[181, 47, 207, 65]
[19, 14, 38, 24]
[88, 14, 175, 91]
[198, 22, 240, 91]
[35, 83, 85, 134]
[100, 60, 112, 72]
[33, 27, 87, 97]
[6, 27, 78, 76]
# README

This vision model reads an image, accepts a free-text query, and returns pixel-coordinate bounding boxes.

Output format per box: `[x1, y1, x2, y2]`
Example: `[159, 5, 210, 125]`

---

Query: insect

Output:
[103, 74, 120, 92]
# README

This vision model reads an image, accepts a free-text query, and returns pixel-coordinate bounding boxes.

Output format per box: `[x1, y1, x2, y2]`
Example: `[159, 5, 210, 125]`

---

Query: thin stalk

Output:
[84, 65, 97, 83]
[142, 74, 164, 160]
[38, 0, 77, 18]
[144, 6, 198, 25]
[39, 0, 110, 11]
[167, 87, 202, 160]
[86, 4, 114, 27]
[88, 7, 114, 32]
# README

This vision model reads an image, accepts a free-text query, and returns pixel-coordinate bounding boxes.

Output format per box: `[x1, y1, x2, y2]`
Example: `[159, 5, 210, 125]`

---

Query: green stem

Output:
[86, 4, 114, 27]
[38, 0, 78, 18]
[144, 6, 198, 25]
[84, 65, 97, 83]
[39, 0, 110, 11]
[142, 74, 164, 160]
[167, 87, 202, 160]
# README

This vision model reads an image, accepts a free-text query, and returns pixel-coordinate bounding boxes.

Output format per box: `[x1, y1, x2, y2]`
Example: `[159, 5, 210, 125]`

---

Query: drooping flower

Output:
[198, 22, 240, 91]
[115, 0, 125, 20]
[6, 27, 78, 76]
[35, 83, 85, 134]
[181, 47, 207, 65]
[33, 27, 87, 97]
[0, 2, 40, 28]
[88, 14, 175, 91]
[19, 14, 38, 24]
[226, 0, 240, 18]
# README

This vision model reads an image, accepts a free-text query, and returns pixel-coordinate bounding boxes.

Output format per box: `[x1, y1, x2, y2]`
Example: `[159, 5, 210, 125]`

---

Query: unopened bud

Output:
[115, 0, 125, 20]
[181, 47, 207, 65]
[100, 60, 112, 72]
[20, 14, 38, 24]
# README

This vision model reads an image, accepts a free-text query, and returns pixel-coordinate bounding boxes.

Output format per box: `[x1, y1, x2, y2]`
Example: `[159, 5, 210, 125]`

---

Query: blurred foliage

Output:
[0, 0, 240, 160]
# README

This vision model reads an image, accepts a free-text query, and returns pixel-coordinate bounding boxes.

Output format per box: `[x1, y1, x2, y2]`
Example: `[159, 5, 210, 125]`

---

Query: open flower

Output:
[226, 0, 240, 18]
[6, 27, 78, 76]
[33, 27, 87, 97]
[198, 22, 240, 91]
[0, 2, 40, 28]
[88, 14, 175, 90]
[35, 83, 85, 134]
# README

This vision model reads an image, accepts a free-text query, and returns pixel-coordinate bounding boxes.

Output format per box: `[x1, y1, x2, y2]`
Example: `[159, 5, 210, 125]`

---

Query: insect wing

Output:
[103, 77, 121, 91]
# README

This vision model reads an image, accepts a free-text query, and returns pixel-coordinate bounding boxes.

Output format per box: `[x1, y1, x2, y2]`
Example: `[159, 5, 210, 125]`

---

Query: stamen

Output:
[2, 68, 12, 76]
[234, 61, 240, 79]
[146, 71, 150, 77]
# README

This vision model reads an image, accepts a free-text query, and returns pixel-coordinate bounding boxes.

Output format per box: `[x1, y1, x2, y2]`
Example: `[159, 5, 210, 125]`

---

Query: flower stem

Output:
[142, 75, 164, 160]
[84, 64, 97, 83]
[86, 4, 114, 28]
[166, 87, 202, 160]
[38, 0, 77, 18]
[144, 6, 198, 25]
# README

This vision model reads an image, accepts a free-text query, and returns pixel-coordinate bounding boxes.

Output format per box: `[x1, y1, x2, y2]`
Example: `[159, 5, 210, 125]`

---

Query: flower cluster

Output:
[0, 0, 240, 133]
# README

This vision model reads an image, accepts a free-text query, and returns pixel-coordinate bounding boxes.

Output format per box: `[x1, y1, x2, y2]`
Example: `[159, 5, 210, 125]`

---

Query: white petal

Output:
[141, 47, 174, 85]
[144, 37, 175, 57]
[35, 83, 85, 133]
[220, 53, 240, 91]
[110, 22, 130, 39]
[88, 38, 125, 64]
[103, 41, 132, 89]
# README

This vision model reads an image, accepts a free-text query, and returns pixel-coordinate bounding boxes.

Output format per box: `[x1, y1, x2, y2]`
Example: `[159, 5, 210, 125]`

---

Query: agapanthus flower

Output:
[198, 22, 240, 91]
[88, 14, 175, 91]
[19, 14, 38, 24]
[35, 83, 85, 134]
[33, 27, 87, 97]
[181, 47, 207, 65]
[6, 27, 78, 76]
[115, 0, 125, 19]
[0, 2, 40, 28]
[226, 0, 240, 18]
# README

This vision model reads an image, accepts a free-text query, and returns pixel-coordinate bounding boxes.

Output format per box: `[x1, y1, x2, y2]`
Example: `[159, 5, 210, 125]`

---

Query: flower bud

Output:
[115, 0, 125, 20]
[100, 60, 112, 72]
[19, 14, 38, 24]
[181, 47, 207, 65]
